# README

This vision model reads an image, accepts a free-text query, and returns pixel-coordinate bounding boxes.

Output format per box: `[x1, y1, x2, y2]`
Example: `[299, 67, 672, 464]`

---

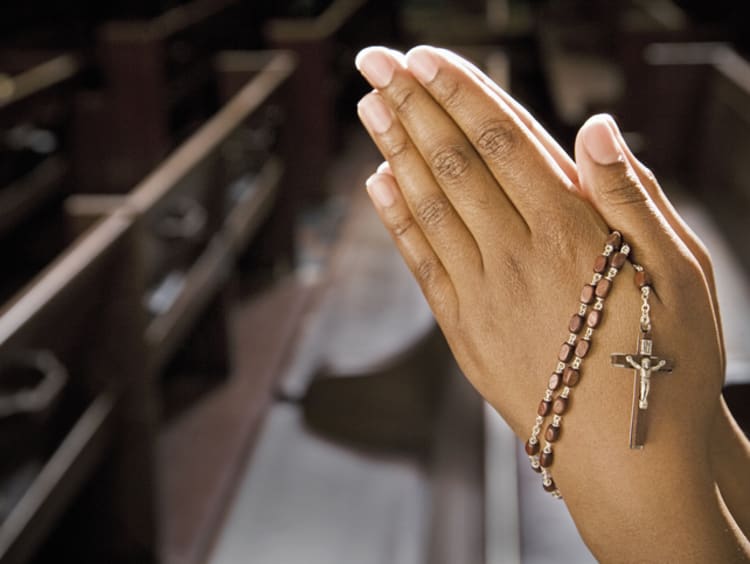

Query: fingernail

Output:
[358, 95, 392, 134]
[582, 115, 624, 165]
[366, 175, 396, 207]
[406, 47, 438, 83]
[377, 161, 391, 174]
[355, 48, 395, 88]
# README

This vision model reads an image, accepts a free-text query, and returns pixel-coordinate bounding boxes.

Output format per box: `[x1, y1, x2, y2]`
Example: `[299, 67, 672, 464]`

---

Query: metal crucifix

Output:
[611, 332, 674, 449]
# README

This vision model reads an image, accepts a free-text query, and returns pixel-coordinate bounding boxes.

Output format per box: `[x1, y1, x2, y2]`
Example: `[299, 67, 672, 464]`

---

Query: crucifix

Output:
[611, 331, 674, 449]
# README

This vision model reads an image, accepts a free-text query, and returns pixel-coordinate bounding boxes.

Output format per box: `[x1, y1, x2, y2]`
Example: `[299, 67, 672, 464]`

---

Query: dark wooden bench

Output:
[79, 0, 256, 193]
[263, 0, 396, 199]
[0, 52, 86, 307]
[0, 212, 157, 564]
[69, 49, 304, 564]
[536, 0, 725, 142]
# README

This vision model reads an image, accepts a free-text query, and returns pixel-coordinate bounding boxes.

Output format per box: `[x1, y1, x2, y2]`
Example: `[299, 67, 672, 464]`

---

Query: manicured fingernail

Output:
[582, 115, 624, 165]
[358, 94, 392, 134]
[377, 161, 391, 174]
[406, 47, 438, 83]
[366, 175, 396, 207]
[355, 48, 395, 88]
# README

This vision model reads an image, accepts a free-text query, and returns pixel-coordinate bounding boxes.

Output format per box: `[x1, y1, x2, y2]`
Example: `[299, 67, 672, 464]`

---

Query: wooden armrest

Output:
[264, 0, 369, 42]
[0, 393, 117, 563]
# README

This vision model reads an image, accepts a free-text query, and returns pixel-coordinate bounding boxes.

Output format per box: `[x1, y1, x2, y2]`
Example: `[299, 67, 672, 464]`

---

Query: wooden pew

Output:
[87, 0, 255, 193]
[68, 49, 300, 564]
[0, 212, 158, 563]
[263, 0, 396, 200]
[0, 52, 85, 307]
[536, 0, 724, 143]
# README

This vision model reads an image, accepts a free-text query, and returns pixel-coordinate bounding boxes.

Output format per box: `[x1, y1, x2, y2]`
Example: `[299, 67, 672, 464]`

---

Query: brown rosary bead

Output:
[635, 270, 652, 288]
[587, 309, 602, 328]
[575, 339, 590, 358]
[558, 343, 574, 362]
[540, 450, 554, 468]
[543, 479, 558, 493]
[606, 231, 622, 249]
[525, 439, 540, 456]
[595, 278, 612, 298]
[568, 314, 585, 334]
[553, 396, 569, 415]
[548, 372, 561, 391]
[580, 284, 596, 304]
[532, 463, 543, 473]
[538, 399, 552, 417]
[593, 254, 608, 274]
[545, 424, 561, 442]
[562, 367, 580, 387]
[611, 252, 628, 269]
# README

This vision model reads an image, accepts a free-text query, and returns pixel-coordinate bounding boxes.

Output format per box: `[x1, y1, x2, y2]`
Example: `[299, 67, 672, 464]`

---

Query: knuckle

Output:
[476, 118, 517, 160]
[383, 137, 409, 160]
[415, 258, 439, 285]
[431, 145, 470, 181]
[415, 195, 452, 227]
[433, 73, 462, 110]
[601, 165, 647, 206]
[391, 85, 415, 116]
[390, 213, 415, 237]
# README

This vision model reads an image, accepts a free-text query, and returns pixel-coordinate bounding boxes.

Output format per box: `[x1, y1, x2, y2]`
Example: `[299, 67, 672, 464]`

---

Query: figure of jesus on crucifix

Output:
[623, 353, 668, 409]
[611, 333, 674, 448]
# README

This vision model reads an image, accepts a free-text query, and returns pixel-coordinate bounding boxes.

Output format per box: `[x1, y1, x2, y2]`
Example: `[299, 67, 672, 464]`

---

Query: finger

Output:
[365, 171, 458, 321]
[357, 90, 484, 276]
[356, 46, 529, 243]
[602, 117, 726, 371]
[436, 47, 579, 190]
[574, 114, 702, 303]
[403, 45, 578, 226]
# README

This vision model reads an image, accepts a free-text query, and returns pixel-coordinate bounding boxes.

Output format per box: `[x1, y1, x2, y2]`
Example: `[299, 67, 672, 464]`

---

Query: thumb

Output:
[575, 114, 679, 271]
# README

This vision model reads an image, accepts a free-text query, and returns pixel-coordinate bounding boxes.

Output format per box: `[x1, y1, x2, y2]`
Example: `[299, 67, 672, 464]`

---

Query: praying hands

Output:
[355, 45, 750, 562]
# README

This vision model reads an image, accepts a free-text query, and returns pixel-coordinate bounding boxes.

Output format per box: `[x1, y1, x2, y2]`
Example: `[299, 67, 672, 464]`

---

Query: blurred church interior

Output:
[0, 0, 748, 562]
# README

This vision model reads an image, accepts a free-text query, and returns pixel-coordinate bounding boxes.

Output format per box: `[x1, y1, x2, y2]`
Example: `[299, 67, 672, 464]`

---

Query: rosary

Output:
[525, 231, 674, 498]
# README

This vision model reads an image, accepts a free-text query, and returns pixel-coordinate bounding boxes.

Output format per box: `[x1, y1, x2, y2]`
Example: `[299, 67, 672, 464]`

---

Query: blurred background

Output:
[0, 0, 748, 563]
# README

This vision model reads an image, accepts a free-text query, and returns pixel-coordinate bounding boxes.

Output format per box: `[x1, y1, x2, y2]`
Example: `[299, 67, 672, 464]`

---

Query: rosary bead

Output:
[580, 284, 596, 304]
[635, 270, 652, 288]
[545, 424, 561, 442]
[562, 367, 580, 387]
[532, 462, 543, 473]
[548, 372, 561, 391]
[569, 314, 585, 334]
[593, 255, 608, 274]
[553, 396, 569, 415]
[538, 399, 552, 417]
[575, 339, 590, 358]
[587, 309, 602, 328]
[543, 479, 558, 493]
[595, 278, 612, 298]
[525, 439, 540, 456]
[540, 450, 554, 468]
[606, 231, 622, 249]
[611, 251, 628, 269]
[558, 343, 574, 362]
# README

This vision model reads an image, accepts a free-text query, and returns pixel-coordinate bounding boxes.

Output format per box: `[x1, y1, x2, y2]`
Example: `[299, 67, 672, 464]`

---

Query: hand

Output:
[355, 45, 747, 561]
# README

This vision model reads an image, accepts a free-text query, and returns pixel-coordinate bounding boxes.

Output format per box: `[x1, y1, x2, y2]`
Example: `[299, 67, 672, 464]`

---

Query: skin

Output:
[354, 45, 750, 562]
